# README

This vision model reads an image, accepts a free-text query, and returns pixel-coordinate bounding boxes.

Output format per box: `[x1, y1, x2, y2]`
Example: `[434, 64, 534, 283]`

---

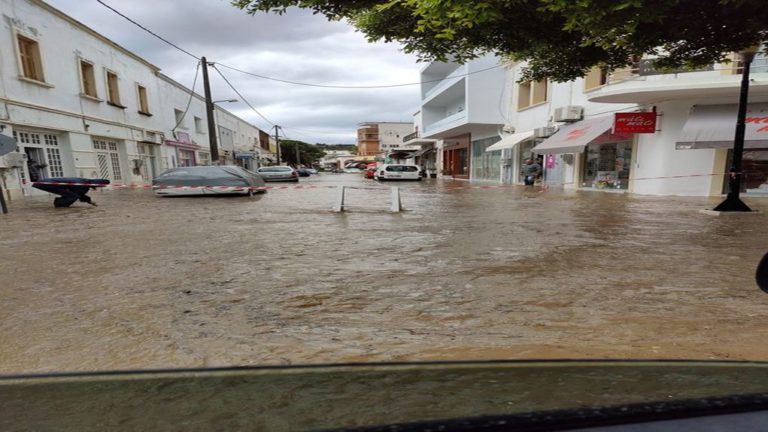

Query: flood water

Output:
[1, 174, 768, 373]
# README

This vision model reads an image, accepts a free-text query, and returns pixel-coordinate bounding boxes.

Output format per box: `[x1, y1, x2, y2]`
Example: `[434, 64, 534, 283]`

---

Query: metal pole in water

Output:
[333, 185, 345, 212]
[0, 183, 8, 214]
[390, 186, 401, 213]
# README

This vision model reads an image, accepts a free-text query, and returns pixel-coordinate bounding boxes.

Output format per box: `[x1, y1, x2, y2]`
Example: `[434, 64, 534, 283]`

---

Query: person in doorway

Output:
[26, 157, 47, 183]
[522, 159, 542, 186]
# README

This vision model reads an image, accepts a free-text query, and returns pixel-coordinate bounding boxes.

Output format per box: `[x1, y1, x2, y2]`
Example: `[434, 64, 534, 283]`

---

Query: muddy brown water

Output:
[1, 174, 768, 374]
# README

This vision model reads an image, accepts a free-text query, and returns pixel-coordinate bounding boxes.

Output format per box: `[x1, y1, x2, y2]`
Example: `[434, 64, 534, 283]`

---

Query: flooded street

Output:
[2, 174, 768, 374]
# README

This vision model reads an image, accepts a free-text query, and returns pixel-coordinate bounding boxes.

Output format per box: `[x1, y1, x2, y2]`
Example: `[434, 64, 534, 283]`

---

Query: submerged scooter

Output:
[32, 178, 110, 208]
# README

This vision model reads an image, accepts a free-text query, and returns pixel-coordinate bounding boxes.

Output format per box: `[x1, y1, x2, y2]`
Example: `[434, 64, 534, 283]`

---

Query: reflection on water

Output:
[1, 174, 768, 373]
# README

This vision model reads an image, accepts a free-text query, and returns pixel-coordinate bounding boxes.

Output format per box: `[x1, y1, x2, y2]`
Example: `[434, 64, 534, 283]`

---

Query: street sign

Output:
[0, 134, 18, 156]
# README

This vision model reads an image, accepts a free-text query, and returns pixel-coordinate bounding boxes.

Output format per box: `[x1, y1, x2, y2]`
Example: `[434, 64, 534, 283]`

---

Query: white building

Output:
[0, 0, 270, 201]
[419, 55, 507, 180]
[497, 55, 768, 196]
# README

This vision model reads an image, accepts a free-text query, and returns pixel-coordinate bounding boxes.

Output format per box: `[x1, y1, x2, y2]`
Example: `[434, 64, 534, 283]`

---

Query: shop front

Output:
[533, 115, 633, 190]
[676, 103, 768, 196]
[165, 139, 202, 168]
[471, 136, 502, 181]
[442, 133, 471, 179]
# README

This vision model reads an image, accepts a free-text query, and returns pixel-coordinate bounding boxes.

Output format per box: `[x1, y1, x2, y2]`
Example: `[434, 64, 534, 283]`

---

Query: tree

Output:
[232, 0, 768, 82]
[280, 140, 326, 166]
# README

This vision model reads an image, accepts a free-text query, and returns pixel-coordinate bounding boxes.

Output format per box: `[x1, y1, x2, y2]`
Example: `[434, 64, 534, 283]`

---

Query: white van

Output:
[374, 164, 421, 181]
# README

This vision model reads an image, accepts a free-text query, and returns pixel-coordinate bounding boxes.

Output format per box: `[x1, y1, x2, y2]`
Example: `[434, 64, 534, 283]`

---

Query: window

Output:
[194, 116, 205, 134]
[79, 60, 98, 98]
[517, 79, 548, 110]
[197, 152, 211, 166]
[17, 34, 44, 82]
[174, 109, 186, 128]
[178, 149, 195, 167]
[583, 67, 608, 91]
[137, 84, 150, 114]
[106, 71, 122, 106]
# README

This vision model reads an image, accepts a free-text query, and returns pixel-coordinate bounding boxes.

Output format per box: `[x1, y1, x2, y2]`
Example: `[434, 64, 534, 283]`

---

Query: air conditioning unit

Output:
[533, 126, 557, 138]
[553, 105, 584, 122]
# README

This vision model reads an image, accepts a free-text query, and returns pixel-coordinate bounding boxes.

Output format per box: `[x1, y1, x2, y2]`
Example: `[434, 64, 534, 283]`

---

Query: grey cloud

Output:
[46, 0, 421, 143]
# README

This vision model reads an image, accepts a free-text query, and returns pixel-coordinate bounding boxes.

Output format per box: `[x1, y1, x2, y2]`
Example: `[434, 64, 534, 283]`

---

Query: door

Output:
[14, 130, 65, 195]
[93, 139, 124, 182]
[137, 143, 156, 181]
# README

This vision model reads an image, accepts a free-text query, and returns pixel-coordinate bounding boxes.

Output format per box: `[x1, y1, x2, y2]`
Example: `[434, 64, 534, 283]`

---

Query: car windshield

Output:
[3, 0, 768, 430]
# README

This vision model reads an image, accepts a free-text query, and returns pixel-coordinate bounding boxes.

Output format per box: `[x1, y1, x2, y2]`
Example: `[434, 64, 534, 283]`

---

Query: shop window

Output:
[79, 60, 98, 98]
[17, 34, 45, 82]
[198, 152, 211, 166]
[137, 84, 150, 114]
[582, 142, 632, 189]
[105, 70, 122, 106]
[518, 79, 548, 109]
[584, 67, 608, 91]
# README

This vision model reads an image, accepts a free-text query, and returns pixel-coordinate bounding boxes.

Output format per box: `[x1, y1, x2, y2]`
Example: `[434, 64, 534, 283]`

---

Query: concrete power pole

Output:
[273, 125, 281, 164]
[201, 57, 219, 163]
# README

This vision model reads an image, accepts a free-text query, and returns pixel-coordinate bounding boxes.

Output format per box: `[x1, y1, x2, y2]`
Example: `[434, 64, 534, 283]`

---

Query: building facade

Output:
[356, 122, 412, 157]
[0, 0, 270, 201]
[500, 54, 768, 196]
[419, 55, 507, 181]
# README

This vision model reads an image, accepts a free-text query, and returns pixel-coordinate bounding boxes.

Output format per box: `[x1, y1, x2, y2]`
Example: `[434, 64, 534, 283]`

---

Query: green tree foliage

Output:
[232, 0, 768, 82]
[280, 140, 326, 165]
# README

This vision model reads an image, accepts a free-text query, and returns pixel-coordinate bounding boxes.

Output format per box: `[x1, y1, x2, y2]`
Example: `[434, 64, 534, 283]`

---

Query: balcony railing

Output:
[424, 111, 466, 134]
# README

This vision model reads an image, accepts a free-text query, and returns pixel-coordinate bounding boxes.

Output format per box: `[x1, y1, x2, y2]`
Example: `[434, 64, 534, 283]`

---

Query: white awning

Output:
[532, 116, 614, 154]
[485, 131, 534, 152]
[676, 103, 768, 149]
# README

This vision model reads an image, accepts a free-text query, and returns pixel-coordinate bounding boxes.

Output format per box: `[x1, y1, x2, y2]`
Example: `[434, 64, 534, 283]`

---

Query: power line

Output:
[97, 0, 505, 89]
[216, 62, 504, 89]
[280, 125, 356, 136]
[172, 61, 201, 133]
[96, 0, 200, 60]
[212, 64, 275, 127]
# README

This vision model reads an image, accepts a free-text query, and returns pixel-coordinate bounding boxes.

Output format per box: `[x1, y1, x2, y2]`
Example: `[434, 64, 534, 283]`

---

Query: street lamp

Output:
[713, 45, 761, 212]
[213, 99, 238, 104]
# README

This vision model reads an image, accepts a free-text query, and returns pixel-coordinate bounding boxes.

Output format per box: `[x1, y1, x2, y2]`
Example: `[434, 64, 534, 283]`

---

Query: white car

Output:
[374, 164, 421, 181]
[343, 167, 363, 173]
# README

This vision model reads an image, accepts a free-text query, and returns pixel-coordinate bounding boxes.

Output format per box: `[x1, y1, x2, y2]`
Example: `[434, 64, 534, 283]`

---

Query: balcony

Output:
[589, 58, 768, 104]
[424, 111, 467, 135]
[423, 71, 466, 102]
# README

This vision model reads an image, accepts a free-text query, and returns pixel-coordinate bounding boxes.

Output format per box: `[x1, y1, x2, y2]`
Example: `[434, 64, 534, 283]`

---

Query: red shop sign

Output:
[613, 112, 657, 134]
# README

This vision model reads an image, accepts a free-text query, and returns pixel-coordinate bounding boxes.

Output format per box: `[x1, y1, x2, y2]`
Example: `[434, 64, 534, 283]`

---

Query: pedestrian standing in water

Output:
[522, 158, 541, 186]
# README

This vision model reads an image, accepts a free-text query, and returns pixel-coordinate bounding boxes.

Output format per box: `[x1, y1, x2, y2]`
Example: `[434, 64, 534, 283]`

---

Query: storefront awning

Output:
[406, 148, 434, 159]
[532, 116, 614, 154]
[485, 131, 534, 152]
[676, 103, 768, 149]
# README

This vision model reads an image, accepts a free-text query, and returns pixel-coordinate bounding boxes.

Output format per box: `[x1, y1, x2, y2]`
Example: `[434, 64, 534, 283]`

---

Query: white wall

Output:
[0, 0, 269, 199]
[466, 55, 507, 125]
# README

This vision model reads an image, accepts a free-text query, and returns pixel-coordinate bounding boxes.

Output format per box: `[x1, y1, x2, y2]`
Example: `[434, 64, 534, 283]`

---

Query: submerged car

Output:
[375, 164, 421, 181]
[257, 166, 299, 182]
[152, 166, 265, 196]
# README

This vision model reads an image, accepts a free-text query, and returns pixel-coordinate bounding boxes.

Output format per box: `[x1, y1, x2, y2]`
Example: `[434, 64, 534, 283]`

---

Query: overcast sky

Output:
[45, 0, 422, 144]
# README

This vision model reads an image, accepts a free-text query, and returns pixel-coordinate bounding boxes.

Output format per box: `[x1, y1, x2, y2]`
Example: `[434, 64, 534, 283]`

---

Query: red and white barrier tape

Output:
[32, 172, 748, 193]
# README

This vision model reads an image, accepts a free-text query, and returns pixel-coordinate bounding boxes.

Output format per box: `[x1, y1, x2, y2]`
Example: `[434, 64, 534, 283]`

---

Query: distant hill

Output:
[316, 143, 358, 154]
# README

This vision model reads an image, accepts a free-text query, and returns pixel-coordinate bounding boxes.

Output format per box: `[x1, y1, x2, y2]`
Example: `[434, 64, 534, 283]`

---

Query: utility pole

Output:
[201, 57, 219, 163]
[273, 125, 281, 164]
